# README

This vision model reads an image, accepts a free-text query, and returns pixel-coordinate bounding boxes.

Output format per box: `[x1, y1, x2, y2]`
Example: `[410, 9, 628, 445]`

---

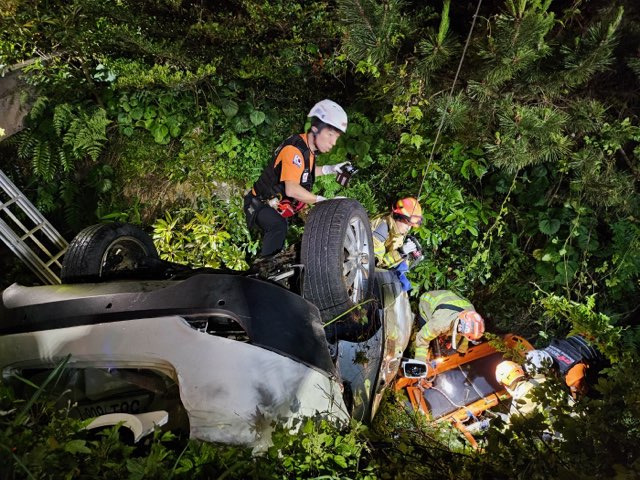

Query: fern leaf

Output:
[16, 130, 37, 159]
[29, 96, 49, 120]
[32, 140, 53, 181]
[53, 103, 74, 136]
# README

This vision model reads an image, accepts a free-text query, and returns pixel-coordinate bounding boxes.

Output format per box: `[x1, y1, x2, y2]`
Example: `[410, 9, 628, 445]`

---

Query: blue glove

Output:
[392, 260, 412, 291]
[394, 260, 409, 274]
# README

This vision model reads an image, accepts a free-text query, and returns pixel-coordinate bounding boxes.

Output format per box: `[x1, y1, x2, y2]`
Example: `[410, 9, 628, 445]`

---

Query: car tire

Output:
[301, 198, 375, 322]
[61, 222, 159, 283]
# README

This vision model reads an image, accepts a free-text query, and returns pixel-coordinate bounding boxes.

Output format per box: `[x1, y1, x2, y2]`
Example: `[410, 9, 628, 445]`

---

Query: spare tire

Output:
[61, 222, 158, 283]
[301, 199, 375, 322]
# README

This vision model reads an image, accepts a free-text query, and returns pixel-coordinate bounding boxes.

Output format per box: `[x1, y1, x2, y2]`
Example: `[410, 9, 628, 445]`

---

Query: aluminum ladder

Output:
[0, 169, 68, 284]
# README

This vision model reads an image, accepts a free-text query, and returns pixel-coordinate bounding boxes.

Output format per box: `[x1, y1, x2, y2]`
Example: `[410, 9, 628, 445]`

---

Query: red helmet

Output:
[392, 197, 423, 226]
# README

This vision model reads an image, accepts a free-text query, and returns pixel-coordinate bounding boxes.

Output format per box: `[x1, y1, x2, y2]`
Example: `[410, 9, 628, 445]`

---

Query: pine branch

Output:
[338, 0, 407, 66]
[558, 6, 623, 88]
[415, 0, 459, 83]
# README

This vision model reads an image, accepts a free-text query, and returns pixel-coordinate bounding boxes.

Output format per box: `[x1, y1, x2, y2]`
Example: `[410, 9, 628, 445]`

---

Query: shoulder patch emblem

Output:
[292, 154, 302, 167]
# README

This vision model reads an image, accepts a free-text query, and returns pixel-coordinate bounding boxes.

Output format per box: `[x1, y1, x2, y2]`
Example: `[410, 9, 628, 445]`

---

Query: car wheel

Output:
[61, 222, 159, 283]
[301, 199, 374, 322]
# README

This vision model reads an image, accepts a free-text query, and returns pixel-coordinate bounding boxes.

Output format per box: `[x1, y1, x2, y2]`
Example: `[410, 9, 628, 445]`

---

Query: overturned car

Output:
[0, 199, 415, 447]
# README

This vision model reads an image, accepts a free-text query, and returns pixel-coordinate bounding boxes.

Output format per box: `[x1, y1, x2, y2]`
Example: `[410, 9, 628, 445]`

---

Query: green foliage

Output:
[337, 0, 408, 68]
[416, 0, 460, 84]
[485, 102, 573, 171]
[471, 357, 640, 479]
[116, 91, 188, 145]
[152, 198, 256, 270]
[1, 0, 640, 474]
[534, 293, 634, 364]
[266, 418, 375, 479]
[1, 369, 379, 479]
[16, 102, 109, 181]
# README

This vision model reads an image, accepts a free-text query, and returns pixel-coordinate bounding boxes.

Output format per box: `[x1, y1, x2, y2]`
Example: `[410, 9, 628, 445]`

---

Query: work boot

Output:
[247, 245, 299, 277]
[247, 252, 281, 276]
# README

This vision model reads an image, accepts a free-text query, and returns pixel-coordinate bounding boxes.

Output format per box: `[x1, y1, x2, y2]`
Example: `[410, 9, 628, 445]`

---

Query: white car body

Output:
[0, 270, 411, 447]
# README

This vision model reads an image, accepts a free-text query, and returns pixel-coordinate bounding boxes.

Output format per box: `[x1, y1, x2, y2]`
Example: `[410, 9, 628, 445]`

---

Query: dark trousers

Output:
[243, 194, 288, 257]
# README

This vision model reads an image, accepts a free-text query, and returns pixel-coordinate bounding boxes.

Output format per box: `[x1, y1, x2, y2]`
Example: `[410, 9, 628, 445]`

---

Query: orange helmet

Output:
[457, 310, 484, 340]
[451, 310, 484, 349]
[392, 197, 423, 226]
[495, 360, 525, 387]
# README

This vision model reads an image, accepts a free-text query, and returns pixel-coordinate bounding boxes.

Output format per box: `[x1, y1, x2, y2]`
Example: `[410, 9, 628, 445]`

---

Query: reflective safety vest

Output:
[370, 214, 404, 268]
[414, 290, 475, 362]
[252, 134, 315, 202]
[506, 376, 546, 417]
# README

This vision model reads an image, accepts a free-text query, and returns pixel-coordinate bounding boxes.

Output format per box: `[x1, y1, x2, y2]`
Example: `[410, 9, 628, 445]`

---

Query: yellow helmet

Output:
[495, 360, 525, 387]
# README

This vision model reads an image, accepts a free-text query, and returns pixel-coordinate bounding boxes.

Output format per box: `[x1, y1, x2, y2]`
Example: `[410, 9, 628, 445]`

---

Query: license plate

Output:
[76, 394, 151, 420]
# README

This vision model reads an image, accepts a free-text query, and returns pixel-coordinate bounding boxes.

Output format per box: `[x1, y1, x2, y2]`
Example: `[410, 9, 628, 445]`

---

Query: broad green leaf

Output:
[130, 107, 144, 120]
[539, 218, 561, 235]
[144, 106, 156, 119]
[234, 117, 251, 133]
[348, 124, 363, 136]
[355, 140, 370, 157]
[472, 162, 487, 178]
[334, 454, 348, 468]
[461, 159, 472, 180]
[64, 439, 91, 454]
[556, 260, 578, 278]
[117, 113, 131, 124]
[250, 110, 266, 126]
[153, 124, 169, 144]
[221, 99, 239, 118]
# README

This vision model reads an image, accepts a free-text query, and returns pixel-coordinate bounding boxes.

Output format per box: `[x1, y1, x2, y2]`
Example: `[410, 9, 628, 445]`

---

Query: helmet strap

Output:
[451, 317, 461, 350]
[308, 128, 320, 155]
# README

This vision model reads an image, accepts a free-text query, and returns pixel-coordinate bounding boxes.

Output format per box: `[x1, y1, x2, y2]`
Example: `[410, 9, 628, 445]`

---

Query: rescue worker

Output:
[495, 360, 546, 418]
[413, 290, 485, 362]
[370, 197, 423, 291]
[524, 334, 602, 398]
[244, 99, 349, 258]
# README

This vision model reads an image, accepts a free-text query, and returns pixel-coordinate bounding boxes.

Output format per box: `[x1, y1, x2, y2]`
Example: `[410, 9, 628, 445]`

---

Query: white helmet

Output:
[524, 349, 553, 374]
[308, 99, 348, 133]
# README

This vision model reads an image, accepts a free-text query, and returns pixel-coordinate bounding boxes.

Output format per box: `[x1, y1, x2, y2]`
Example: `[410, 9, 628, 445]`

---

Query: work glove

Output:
[322, 162, 349, 175]
[400, 238, 417, 255]
[392, 260, 412, 291]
